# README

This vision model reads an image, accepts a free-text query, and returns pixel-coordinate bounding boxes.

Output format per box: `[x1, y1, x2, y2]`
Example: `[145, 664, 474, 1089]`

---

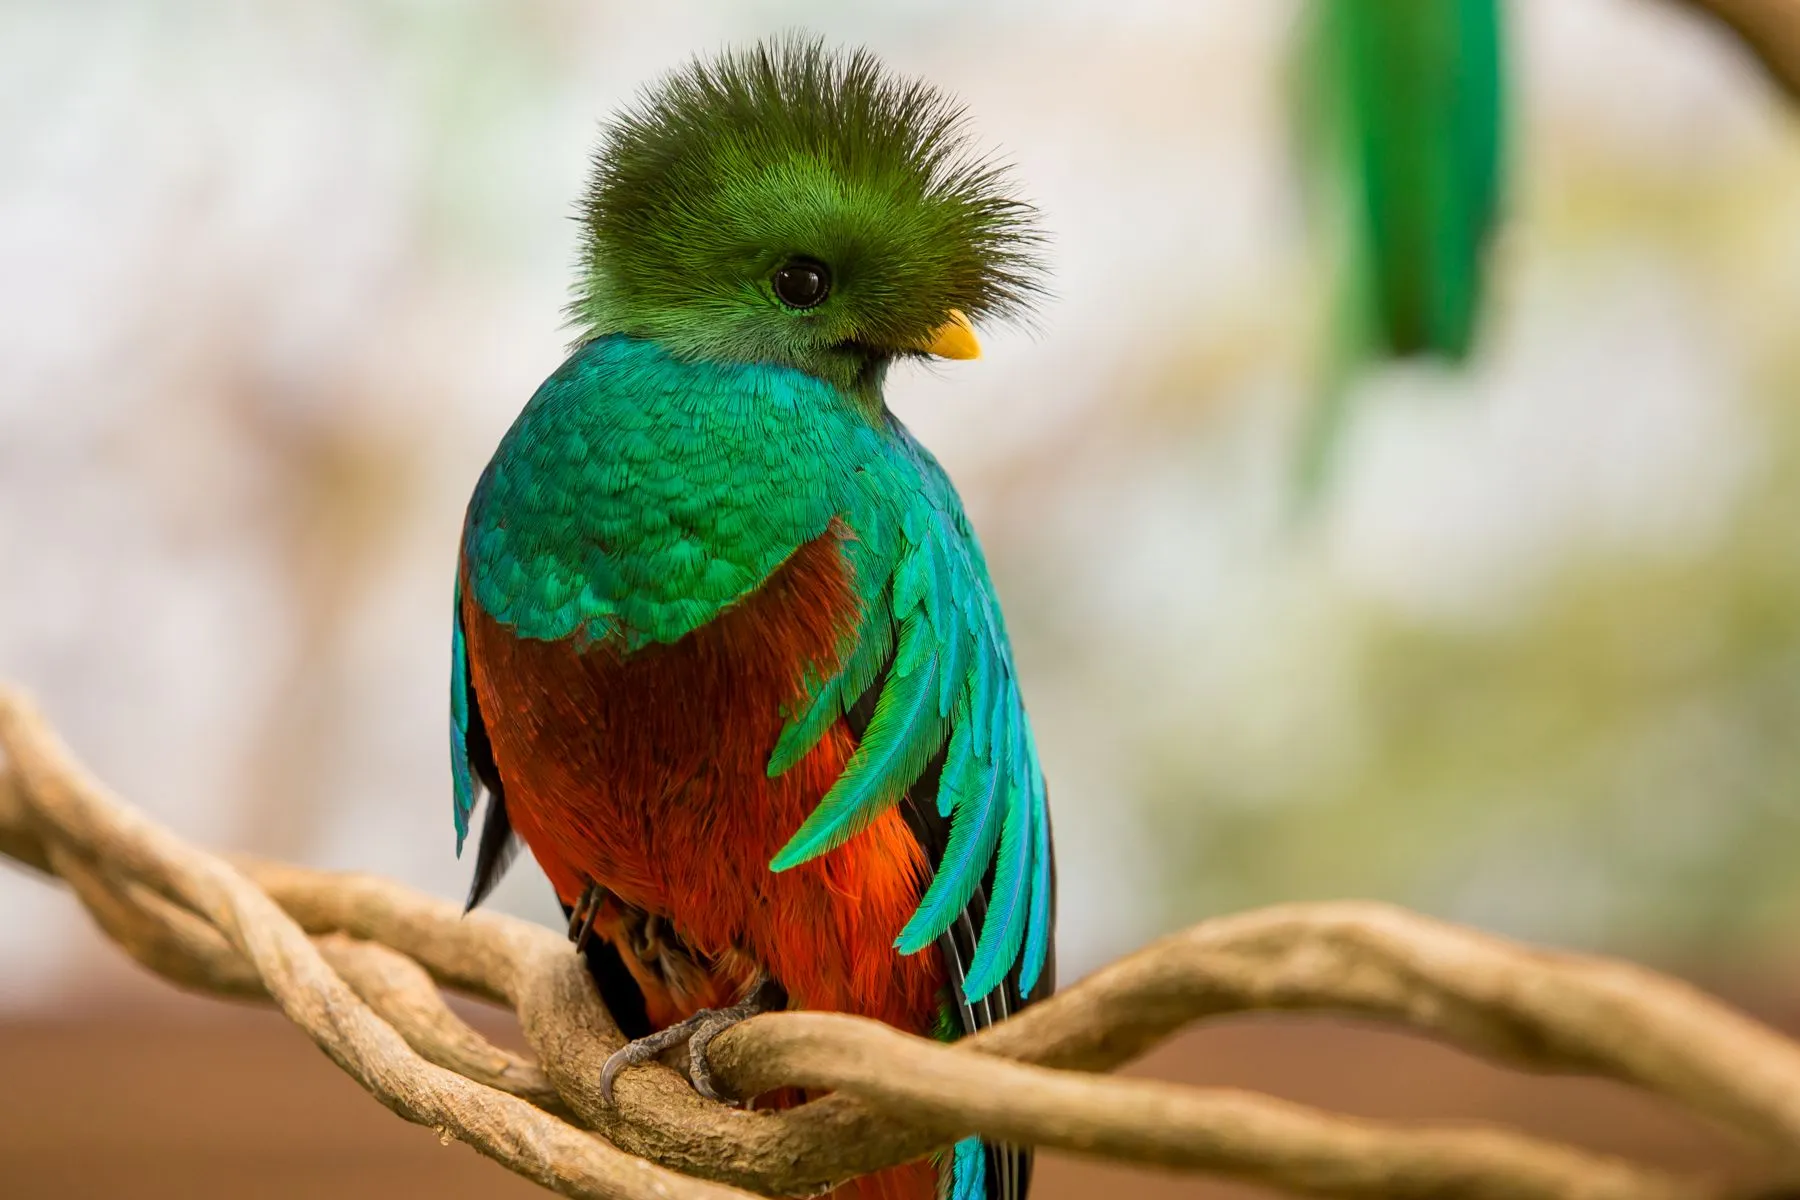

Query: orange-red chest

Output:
[461, 533, 946, 1039]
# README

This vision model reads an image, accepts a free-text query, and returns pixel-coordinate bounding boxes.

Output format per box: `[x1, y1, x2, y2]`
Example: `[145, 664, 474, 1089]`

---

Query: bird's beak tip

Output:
[917, 310, 981, 361]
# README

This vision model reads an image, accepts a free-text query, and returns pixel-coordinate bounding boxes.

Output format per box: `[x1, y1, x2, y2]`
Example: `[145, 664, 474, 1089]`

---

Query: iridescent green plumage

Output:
[571, 39, 1039, 395]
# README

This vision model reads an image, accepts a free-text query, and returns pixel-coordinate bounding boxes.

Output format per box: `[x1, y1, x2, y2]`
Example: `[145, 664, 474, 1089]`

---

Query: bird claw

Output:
[599, 977, 781, 1106]
[566, 883, 607, 950]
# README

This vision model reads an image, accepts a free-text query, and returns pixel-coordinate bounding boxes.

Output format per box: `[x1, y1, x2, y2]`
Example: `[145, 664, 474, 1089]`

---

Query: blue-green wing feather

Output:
[769, 619, 947, 869]
[450, 585, 478, 852]
[951, 1138, 987, 1200]
[966, 720, 1035, 999]
[449, 580, 520, 911]
[770, 430, 1053, 1006]
[768, 668, 843, 777]
[898, 719, 1006, 952]
[1020, 776, 1055, 998]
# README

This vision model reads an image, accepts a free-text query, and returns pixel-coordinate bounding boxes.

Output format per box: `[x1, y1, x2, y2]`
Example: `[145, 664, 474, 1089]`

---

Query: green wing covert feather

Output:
[463, 336, 879, 649]
[769, 429, 1052, 1002]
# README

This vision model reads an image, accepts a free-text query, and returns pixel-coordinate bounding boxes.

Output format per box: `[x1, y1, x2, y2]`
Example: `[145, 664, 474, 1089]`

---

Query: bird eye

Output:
[772, 259, 831, 310]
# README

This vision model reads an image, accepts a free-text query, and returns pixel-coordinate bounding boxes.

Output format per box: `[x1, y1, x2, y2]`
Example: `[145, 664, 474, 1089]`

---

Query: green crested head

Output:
[571, 37, 1044, 394]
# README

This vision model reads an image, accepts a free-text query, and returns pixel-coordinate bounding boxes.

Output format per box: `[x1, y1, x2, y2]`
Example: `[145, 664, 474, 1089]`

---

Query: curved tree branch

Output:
[2, 685, 1796, 1199]
[1674, 0, 1800, 101]
[0, 689, 757, 1200]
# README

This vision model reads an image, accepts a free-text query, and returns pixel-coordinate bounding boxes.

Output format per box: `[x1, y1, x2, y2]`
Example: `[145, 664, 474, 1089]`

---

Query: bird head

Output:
[571, 37, 1044, 396]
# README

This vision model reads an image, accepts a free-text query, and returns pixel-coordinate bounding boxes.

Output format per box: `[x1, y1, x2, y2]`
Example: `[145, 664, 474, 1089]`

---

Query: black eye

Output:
[772, 259, 831, 310]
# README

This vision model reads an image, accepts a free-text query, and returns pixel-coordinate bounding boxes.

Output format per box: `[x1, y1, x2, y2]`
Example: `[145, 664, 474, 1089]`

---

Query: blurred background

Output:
[3, 1, 1798, 1196]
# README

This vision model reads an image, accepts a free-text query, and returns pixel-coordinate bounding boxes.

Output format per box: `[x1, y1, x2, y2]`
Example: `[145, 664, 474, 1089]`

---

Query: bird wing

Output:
[768, 426, 1054, 1007]
[774, 426, 1055, 1200]
[451, 581, 518, 909]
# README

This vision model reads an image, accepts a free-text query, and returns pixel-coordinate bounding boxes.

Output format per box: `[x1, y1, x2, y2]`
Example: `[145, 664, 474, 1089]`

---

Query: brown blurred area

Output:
[3, 983, 1795, 1200]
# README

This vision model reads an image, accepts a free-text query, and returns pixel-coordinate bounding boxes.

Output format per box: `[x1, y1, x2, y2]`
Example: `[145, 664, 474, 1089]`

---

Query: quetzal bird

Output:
[449, 40, 1054, 1200]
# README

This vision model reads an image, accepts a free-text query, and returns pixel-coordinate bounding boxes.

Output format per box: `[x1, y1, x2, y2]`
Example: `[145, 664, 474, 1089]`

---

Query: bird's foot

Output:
[600, 975, 784, 1106]
[566, 883, 608, 950]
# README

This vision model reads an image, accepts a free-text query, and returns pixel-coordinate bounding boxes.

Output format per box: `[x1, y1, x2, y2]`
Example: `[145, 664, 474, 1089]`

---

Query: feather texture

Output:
[769, 428, 1052, 1005]
[450, 587, 479, 849]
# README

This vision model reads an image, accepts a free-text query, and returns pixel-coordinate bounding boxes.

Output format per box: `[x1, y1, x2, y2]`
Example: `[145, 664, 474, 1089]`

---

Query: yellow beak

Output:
[915, 309, 981, 360]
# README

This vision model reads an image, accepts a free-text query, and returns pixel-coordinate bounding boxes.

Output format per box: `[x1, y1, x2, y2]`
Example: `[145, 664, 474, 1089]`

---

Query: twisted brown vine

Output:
[2, 686, 1796, 1199]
